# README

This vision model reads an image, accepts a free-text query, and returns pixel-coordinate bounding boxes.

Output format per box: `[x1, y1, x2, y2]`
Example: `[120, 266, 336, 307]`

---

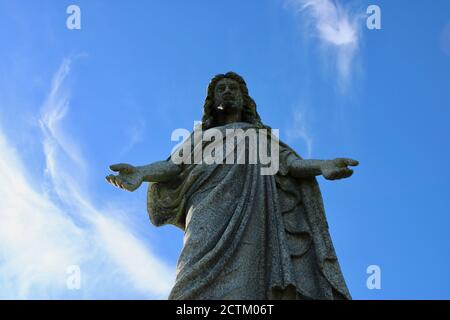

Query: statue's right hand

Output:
[106, 163, 143, 192]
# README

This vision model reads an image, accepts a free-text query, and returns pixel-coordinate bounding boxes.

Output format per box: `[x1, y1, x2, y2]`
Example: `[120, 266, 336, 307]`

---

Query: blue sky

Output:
[0, 0, 450, 299]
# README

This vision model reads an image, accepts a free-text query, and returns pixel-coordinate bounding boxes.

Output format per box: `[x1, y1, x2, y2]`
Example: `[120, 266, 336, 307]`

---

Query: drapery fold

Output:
[147, 122, 351, 300]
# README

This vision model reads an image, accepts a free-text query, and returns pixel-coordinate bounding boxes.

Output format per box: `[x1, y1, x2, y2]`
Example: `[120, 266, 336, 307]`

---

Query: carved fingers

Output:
[334, 158, 359, 168]
[322, 158, 359, 181]
[324, 168, 354, 180]
[106, 174, 125, 189]
[109, 163, 136, 174]
[106, 174, 140, 192]
[106, 163, 142, 192]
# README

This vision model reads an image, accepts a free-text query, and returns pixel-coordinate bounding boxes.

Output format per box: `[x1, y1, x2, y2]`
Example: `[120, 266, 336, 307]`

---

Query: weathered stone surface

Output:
[106, 72, 358, 300]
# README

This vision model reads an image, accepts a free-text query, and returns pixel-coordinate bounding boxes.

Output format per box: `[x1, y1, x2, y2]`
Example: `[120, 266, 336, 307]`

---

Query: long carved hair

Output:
[201, 72, 265, 130]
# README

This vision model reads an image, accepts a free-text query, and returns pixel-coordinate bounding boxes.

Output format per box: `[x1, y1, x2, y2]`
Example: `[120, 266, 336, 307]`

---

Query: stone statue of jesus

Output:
[106, 72, 358, 300]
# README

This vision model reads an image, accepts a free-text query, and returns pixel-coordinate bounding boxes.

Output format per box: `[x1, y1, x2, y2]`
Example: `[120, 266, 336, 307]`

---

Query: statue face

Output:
[213, 78, 244, 115]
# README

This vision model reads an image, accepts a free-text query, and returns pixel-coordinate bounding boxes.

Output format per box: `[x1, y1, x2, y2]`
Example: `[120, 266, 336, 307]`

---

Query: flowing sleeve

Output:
[146, 134, 196, 229]
[276, 140, 352, 299]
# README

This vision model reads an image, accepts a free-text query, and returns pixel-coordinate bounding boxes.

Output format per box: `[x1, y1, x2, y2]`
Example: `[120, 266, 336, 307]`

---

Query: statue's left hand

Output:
[106, 163, 144, 192]
[321, 158, 359, 181]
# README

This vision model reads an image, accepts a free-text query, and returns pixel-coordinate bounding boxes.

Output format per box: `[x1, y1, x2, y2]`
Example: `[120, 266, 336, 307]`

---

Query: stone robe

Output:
[147, 122, 351, 300]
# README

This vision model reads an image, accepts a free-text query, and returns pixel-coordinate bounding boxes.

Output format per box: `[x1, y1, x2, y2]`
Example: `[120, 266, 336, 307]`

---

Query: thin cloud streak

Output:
[286, 0, 362, 91]
[39, 58, 175, 297]
[120, 119, 146, 156]
[286, 109, 313, 158]
[0, 59, 174, 299]
[0, 130, 88, 299]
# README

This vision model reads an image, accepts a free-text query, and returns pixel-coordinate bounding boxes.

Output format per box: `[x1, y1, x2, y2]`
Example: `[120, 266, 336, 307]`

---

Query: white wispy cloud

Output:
[440, 22, 450, 58]
[120, 119, 146, 156]
[286, 0, 363, 91]
[286, 109, 313, 158]
[0, 59, 174, 299]
[0, 131, 88, 298]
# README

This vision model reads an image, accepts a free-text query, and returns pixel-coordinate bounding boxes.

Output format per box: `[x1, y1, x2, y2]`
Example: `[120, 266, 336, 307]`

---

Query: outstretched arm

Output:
[288, 157, 359, 180]
[106, 160, 181, 192]
[139, 161, 182, 182]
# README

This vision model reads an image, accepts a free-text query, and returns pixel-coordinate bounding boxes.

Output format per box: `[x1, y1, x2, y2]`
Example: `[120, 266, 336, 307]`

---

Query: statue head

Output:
[201, 72, 264, 130]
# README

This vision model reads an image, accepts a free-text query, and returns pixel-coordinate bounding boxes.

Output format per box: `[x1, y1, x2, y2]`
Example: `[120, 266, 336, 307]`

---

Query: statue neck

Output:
[215, 110, 242, 126]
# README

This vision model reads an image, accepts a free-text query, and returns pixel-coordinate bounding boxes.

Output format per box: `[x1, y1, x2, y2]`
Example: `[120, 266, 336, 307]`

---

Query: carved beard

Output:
[216, 101, 232, 111]
[216, 99, 243, 113]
